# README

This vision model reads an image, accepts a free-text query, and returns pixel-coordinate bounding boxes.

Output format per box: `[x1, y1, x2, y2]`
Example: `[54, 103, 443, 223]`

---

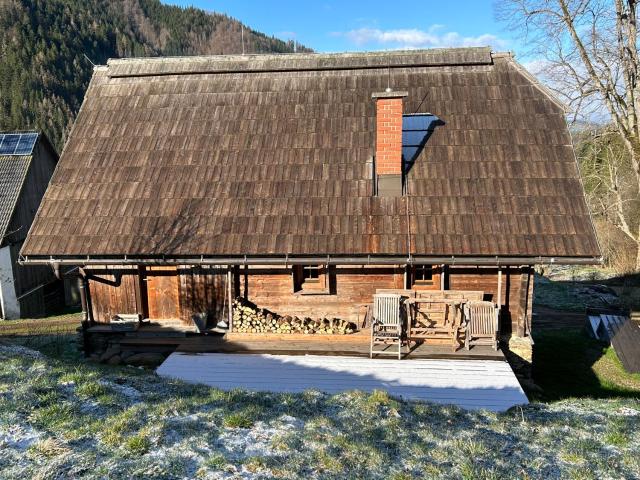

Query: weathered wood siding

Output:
[86, 263, 534, 337]
[87, 265, 227, 325]
[87, 265, 140, 323]
[239, 265, 405, 323]
[7, 141, 62, 317]
[447, 266, 533, 335]
[240, 264, 533, 335]
[146, 266, 181, 320]
[177, 266, 227, 325]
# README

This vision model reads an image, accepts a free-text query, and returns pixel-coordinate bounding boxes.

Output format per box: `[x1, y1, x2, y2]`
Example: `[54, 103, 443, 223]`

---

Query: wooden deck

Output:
[107, 326, 504, 360]
[157, 353, 527, 411]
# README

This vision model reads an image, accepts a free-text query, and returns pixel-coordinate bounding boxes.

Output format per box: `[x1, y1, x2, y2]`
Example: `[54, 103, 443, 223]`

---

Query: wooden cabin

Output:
[20, 48, 601, 357]
[0, 132, 65, 319]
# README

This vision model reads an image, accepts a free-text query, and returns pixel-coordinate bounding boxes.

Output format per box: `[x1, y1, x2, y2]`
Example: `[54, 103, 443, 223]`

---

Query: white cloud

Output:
[521, 59, 549, 75]
[334, 25, 508, 50]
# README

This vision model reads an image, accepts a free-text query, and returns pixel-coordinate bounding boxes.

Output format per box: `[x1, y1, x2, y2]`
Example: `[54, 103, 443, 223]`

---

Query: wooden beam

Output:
[516, 269, 529, 337]
[227, 267, 233, 330]
[134, 265, 149, 320]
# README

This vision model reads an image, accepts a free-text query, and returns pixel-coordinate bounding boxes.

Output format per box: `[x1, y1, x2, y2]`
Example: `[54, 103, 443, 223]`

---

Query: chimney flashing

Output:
[371, 90, 408, 99]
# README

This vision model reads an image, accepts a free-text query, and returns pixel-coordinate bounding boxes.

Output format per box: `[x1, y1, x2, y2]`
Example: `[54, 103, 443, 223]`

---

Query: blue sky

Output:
[163, 1, 529, 59]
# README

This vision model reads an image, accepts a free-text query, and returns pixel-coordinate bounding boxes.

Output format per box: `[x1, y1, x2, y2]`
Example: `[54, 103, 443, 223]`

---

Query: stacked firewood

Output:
[232, 298, 356, 335]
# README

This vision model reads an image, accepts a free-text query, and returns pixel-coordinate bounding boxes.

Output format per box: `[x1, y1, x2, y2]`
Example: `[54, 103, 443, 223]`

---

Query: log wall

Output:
[242, 265, 533, 335]
[85, 263, 534, 337]
[239, 265, 405, 324]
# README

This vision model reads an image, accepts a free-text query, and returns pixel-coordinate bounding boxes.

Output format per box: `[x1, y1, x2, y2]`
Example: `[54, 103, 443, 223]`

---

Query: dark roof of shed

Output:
[21, 48, 601, 260]
[0, 154, 32, 242]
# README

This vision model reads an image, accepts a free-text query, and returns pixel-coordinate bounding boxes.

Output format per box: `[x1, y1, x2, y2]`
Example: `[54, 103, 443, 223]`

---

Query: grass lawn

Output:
[1, 304, 640, 478]
[532, 328, 640, 401]
[0, 311, 80, 336]
[0, 334, 638, 479]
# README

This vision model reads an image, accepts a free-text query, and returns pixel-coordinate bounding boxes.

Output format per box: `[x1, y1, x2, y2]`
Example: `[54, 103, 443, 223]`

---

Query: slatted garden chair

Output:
[370, 293, 405, 360]
[463, 301, 500, 350]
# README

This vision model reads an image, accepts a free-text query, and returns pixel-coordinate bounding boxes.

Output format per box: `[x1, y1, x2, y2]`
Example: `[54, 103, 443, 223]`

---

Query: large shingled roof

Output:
[21, 48, 601, 261]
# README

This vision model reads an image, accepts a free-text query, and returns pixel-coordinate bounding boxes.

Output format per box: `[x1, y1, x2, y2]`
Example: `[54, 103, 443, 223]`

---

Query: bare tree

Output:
[497, 0, 640, 270]
[579, 128, 640, 270]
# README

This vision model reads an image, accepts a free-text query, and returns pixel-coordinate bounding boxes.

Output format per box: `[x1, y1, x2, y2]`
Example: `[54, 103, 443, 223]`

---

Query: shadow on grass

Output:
[532, 327, 640, 402]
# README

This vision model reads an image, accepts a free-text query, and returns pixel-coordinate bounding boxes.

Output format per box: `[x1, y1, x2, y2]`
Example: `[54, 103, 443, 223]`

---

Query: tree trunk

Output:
[636, 224, 640, 272]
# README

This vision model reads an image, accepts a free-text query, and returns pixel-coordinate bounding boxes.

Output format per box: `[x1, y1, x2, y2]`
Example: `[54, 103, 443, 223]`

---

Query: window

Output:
[414, 265, 433, 284]
[294, 265, 329, 294]
[302, 265, 321, 283]
[410, 265, 442, 290]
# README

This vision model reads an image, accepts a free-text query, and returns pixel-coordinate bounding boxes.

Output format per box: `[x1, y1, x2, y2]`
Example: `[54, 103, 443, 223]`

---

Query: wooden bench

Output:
[405, 298, 465, 352]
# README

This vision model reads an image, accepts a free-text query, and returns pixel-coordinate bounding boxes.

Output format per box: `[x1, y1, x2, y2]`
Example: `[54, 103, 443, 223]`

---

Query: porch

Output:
[87, 321, 505, 361]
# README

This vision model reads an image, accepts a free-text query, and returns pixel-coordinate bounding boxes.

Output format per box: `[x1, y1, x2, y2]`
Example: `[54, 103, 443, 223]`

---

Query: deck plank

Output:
[157, 353, 527, 411]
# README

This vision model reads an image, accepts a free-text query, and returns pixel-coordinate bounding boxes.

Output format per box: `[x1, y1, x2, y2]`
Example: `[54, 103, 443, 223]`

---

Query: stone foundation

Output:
[80, 329, 170, 367]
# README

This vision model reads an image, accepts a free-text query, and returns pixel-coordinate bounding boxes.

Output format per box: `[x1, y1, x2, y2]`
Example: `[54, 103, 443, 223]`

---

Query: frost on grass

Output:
[0, 343, 639, 479]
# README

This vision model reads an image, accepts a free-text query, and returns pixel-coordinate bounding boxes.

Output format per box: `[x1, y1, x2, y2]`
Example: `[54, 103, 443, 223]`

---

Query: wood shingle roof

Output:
[21, 48, 601, 260]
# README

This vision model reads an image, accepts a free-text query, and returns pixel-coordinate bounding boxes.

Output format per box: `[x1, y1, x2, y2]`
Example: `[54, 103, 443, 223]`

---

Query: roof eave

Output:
[19, 253, 604, 267]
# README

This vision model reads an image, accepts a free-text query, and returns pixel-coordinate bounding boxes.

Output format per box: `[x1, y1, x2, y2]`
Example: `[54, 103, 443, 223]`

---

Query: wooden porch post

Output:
[134, 265, 148, 320]
[497, 268, 502, 320]
[517, 268, 531, 337]
[227, 267, 233, 331]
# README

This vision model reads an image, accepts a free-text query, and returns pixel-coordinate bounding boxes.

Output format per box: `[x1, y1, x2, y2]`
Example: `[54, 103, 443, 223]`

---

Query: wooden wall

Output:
[178, 266, 227, 325]
[7, 141, 62, 316]
[86, 265, 140, 323]
[86, 263, 534, 337]
[447, 266, 533, 336]
[87, 265, 227, 325]
[241, 264, 533, 336]
[239, 265, 405, 323]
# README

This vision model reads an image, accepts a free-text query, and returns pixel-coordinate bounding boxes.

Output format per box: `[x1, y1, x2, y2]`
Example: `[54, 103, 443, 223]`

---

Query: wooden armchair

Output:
[370, 293, 405, 359]
[463, 301, 499, 350]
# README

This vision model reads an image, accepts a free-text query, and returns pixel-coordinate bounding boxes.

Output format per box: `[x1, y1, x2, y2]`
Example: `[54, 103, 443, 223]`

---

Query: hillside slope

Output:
[0, 0, 310, 151]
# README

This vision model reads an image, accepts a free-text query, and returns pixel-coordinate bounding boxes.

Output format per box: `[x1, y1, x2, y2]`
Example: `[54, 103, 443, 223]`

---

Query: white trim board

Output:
[0, 246, 19, 319]
[157, 353, 528, 412]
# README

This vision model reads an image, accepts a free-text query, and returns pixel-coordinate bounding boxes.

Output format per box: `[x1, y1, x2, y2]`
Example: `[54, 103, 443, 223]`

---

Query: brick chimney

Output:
[372, 90, 408, 196]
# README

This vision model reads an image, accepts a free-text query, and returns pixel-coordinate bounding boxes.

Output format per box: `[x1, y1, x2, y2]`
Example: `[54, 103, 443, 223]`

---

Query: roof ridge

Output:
[106, 47, 494, 78]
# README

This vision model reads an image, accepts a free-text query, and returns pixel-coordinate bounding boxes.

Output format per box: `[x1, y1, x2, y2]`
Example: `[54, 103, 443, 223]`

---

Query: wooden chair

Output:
[464, 301, 499, 350]
[370, 293, 405, 359]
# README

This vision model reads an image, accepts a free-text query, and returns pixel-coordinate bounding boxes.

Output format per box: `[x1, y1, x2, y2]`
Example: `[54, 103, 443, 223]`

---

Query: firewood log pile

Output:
[232, 298, 356, 334]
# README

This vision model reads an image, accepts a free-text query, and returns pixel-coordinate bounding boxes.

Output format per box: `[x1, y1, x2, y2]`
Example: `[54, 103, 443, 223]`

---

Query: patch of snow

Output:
[0, 344, 44, 359]
[0, 424, 41, 450]
[99, 380, 142, 402]
[617, 407, 639, 417]
[217, 414, 301, 461]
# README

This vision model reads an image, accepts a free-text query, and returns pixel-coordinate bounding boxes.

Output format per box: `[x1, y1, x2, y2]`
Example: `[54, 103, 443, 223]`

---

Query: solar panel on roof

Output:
[0, 134, 20, 155]
[14, 133, 38, 155]
[0, 132, 38, 155]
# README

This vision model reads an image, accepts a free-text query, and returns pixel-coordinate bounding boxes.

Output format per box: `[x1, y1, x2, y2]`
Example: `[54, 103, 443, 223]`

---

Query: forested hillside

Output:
[0, 0, 309, 152]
